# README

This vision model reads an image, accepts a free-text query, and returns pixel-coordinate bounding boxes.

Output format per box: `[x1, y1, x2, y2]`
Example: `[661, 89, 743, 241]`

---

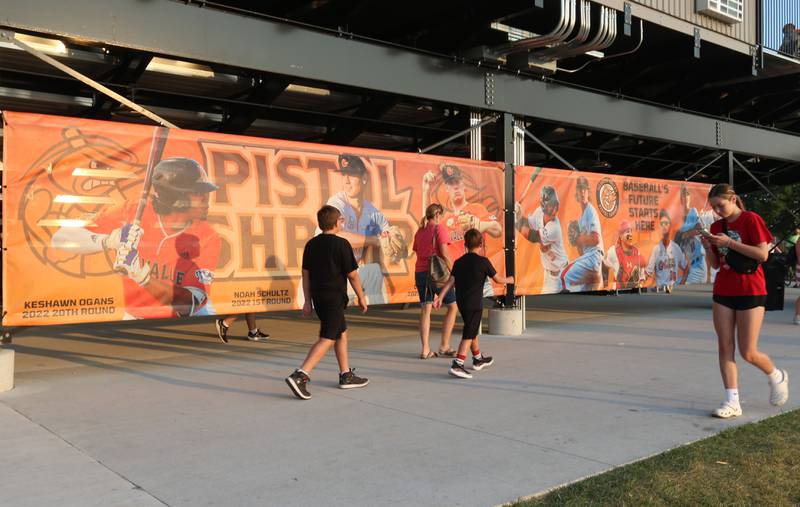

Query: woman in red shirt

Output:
[411, 204, 458, 359]
[700, 184, 789, 418]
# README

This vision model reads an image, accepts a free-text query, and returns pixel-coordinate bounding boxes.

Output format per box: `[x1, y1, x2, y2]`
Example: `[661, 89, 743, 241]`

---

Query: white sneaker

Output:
[711, 401, 742, 419]
[793, 315, 800, 325]
[769, 369, 789, 406]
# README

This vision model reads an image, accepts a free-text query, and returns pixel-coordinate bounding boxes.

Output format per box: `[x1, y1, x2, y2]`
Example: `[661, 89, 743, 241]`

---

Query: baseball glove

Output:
[567, 220, 580, 247]
[628, 265, 642, 286]
[379, 226, 409, 264]
[456, 211, 480, 232]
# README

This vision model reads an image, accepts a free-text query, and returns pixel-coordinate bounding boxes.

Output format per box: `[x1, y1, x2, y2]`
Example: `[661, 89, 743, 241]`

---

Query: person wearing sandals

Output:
[412, 203, 458, 359]
[433, 229, 513, 379]
[700, 184, 789, 418]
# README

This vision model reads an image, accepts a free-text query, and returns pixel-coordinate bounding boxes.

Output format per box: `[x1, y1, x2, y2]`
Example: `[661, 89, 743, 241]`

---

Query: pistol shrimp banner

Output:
[513, 166, 713, 295]
[2, 112, 505, 326]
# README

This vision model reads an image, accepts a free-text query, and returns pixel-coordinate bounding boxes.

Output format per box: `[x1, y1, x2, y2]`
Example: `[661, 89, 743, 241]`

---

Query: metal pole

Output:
[685, 152, 725, 181]
[498, 113, 517, 308]
[0, 30, 178, 129]
[469, 111, 482, 160]
[522, 127, 578, 171]
[514, 118, 526, 328]
[419, 115, 498, 154]
[728, 151, 735, 186]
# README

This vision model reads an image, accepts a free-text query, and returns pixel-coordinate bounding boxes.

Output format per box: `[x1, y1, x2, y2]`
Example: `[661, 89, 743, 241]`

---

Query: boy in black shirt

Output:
[434, 228, 513, 379]
[285, 205, 369, 400]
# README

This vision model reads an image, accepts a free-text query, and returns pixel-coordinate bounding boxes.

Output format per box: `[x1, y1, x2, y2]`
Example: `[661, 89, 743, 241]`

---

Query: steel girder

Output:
[2, 0, 800, 162]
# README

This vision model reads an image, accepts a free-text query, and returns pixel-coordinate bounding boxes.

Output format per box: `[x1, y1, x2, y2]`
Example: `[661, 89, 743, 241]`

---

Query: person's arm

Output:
[720, 236, 770, 263]
[479, 218, 502, 237]
[337, 230, 379, 249]
[491, 273, 514, 285]
[701, 236, 720, 270]
[302, 268, 313, 317]
[435, 228, 454, 271]
[432, 275, 455, 309]
[346, 269, 368, 313]
[51, 227, 109, 254]
[578, 231, 601, 248]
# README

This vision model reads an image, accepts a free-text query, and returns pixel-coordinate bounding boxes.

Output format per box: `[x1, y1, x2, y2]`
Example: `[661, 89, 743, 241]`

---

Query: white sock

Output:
[248, 328, 258, 334]
[768, 369, 783, 385]
[472, 352, 482, 360]
[725, 388, 740, 406]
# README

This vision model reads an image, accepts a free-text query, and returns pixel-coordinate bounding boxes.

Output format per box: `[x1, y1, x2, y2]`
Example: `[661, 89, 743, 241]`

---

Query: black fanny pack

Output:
[722, 222, 760, 274]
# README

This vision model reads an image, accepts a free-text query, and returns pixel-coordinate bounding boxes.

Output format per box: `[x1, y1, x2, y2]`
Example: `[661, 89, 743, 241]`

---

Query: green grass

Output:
[514, 410, 800, 507]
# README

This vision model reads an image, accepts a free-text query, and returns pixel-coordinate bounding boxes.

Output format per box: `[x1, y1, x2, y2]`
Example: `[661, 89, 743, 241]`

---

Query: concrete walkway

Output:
[1, 286, 798, 506]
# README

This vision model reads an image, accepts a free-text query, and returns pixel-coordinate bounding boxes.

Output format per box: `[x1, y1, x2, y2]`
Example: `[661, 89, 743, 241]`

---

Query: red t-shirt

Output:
[90, 201, 221, 318]
[709, 211, 772, 296]
[412, 223, 450, 273]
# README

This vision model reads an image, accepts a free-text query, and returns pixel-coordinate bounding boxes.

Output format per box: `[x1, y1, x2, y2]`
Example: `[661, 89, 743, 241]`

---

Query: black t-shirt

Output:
[302, 234, 359, 297]
[451, 252, 497, 310]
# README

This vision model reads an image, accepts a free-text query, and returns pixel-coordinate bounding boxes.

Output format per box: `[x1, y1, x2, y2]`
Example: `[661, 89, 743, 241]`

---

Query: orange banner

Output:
[2, 113, 505, 326]
[514, 167, 713, 295]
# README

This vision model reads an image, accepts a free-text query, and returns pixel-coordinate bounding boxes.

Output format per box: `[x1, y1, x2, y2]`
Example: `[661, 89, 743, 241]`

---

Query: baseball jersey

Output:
[606, 243, 645, 288]
[90, 201, 221, 319]
[709, 211, 772, 296]
[646, 240, 687, 287]
[441, 202, 497, 262]
[327, 191, 389, 262]
[528, 207, 568, 272]
[579, 203, 604, 255]
[677, 208, 706, 268]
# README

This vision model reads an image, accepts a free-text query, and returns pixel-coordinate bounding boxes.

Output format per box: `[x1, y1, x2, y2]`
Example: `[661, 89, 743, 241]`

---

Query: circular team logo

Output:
[596, 177, 619, 218]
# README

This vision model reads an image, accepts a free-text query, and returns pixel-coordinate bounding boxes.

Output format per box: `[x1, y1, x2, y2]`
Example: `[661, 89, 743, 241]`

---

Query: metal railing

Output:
[760, 0, 800, 57]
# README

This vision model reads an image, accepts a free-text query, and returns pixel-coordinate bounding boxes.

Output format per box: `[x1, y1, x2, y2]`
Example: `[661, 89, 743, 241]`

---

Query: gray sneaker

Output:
[769, 369, 789, 406]
[286, 370, 311, 400]
[339, 369, 369, 389]
[448, 361, 473, 379]
[214, 318, 229, 344]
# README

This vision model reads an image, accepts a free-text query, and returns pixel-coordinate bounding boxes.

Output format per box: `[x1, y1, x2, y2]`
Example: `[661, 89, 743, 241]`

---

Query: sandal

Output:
[437, 348, 456, 357]
[419, 351, 438, 359]
[711, 402, 742, 419]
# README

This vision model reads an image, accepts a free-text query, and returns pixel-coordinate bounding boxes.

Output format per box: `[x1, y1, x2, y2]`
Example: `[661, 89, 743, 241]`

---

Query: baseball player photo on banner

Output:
[513, 166, 711, 296]
[1, 112, 505, 326]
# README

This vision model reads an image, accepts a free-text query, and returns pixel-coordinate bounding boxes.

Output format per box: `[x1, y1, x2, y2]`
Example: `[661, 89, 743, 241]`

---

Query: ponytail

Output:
[422, 203, 444, 228]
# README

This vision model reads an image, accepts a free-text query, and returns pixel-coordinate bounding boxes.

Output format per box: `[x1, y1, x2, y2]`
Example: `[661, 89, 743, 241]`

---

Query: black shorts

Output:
[712, 294, 767, 311]
[459, 307, 483, 341]
[313, 293, 348, 340]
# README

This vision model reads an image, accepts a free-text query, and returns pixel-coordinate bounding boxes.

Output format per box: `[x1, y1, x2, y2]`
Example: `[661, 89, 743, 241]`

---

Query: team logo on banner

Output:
[596, 177, 619, 218]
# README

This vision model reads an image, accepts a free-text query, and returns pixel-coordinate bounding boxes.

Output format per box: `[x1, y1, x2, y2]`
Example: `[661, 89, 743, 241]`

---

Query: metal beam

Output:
[3, 0, 800, 162]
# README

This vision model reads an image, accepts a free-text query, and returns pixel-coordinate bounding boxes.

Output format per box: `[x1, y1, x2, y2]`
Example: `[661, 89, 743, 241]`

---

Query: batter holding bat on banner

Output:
[515, 184, 568, 294]
[52, 128, 221, 319]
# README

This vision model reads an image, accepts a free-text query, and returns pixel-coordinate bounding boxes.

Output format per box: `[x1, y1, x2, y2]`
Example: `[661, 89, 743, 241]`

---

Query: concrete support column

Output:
[0, 348, 14, 392]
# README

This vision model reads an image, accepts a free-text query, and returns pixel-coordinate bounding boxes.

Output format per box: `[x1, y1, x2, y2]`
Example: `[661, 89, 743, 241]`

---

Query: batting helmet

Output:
[540, 185, 559, 215]
[575, 176, 590, 191]
[152, 157, 217, 211]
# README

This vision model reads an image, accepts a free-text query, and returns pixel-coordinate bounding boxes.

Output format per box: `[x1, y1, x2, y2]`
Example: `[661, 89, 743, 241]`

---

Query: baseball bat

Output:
[134, 126, 170, 225]
[113, 126, 170, 273]
[518, 166, 543, 204]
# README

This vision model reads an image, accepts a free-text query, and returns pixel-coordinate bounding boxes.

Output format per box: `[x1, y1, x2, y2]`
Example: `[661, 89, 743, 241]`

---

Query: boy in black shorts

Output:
[285, 205, 369, 400]
[434, 228, 514, 379]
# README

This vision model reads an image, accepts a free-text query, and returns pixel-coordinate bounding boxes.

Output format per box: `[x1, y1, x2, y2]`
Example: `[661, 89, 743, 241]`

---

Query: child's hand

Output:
[507, 275, 515, 284]
[302, 300, 312, 317]
[432, 296, 442, 309]
[357, 297, 368, 314]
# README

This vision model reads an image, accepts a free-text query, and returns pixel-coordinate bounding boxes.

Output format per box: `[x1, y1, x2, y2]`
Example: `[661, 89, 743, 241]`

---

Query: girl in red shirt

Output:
[411, 203, 458, 359]
[700, 184, 789, 418]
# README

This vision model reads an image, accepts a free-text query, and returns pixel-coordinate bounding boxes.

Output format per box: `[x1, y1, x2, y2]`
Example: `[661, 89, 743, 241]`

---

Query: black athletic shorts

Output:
[313, 293, 348, 340]
[712, 294, 766, 311]
[459, 306, 483, 341]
